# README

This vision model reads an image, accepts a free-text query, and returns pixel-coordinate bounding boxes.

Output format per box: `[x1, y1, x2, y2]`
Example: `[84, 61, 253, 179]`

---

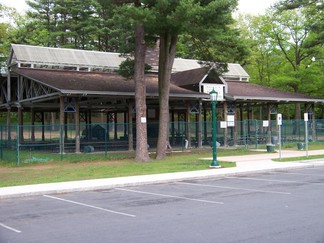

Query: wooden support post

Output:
[17, 75, 24, 143]
[6, 71, 11, 147]
[128, 101, 134, 151]
[197, 102, 202, 148]
[31, 108, 35, 142]
[223, 102, 228, 147]
[7, 69, 11, 104]
[59, 96, 65, 154]
[247, 104, 251, 139]
[64, 112, 68, 140]
[6, 107, 11, 145]
[171, 110, 175, 145]
[240, 104, 243, 140]
[186, 103, 191, 148]
[123, 112, 127, 138]
[75, 98, 80, 153]
[41, 112, 45, 141]
[203, 108, 207, 145]
[177, 111, 180, 137]
[267, 103, 271, 144]
[259, 104, 263, 120]
[88, 109, 92, 139]
[106, 112, 110, 141]
[114, 112, 118, 140]
[233, 103, 238, 146]
[51, 112, 55, 131]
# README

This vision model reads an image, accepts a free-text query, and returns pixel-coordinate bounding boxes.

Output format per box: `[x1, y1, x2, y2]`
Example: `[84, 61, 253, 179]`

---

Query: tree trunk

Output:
[155, 32, 178, 160]
[134, 24, 150, 162]
[293, 103, 301, 135]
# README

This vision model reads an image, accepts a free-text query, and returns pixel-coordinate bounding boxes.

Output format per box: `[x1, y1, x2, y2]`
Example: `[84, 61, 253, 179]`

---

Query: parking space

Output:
[1, 166, 324, 242]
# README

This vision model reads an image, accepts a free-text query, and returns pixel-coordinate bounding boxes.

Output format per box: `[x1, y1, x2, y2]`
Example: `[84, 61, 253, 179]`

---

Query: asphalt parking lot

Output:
[1, 166, 324, 243]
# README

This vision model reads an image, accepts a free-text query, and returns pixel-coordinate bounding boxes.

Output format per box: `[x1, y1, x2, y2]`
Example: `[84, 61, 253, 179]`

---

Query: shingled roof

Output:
[171, 67, 224, 85]
[225, 81, 323, 103]
[14, 68, 209, 99]
[171, 68, 324, 103]
[171, 67, 208, 87]
[7, 44, 324, 104]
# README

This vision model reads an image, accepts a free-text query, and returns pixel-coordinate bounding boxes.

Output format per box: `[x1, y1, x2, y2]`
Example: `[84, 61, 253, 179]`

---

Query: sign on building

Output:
[227, 115, 235, 127]
[202, 84, 225, 101]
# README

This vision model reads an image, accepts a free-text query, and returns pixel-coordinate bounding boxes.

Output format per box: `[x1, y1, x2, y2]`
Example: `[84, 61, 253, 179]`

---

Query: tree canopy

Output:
[2, 0, 323, 154]
[235, 0, 324, 118]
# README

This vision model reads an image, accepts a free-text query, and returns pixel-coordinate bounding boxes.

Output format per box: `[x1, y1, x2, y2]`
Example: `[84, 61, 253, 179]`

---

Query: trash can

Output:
[297, 142, 305, 151]
[84, 145, 95, 153]
[271, 136, 278, 144]
[266, 144, 275, 153]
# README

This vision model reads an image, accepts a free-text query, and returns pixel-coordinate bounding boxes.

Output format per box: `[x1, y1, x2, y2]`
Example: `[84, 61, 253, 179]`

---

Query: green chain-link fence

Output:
[0, 119, 323, 165]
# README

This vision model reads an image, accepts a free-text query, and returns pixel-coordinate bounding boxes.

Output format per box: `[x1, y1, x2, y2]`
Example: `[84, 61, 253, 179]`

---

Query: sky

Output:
[237, 0, 279, 15]
[1, 0, 279, 15]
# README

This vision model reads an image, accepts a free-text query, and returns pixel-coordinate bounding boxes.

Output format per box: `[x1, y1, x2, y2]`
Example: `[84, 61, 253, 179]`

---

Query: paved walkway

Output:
[1, 150, 324, 199]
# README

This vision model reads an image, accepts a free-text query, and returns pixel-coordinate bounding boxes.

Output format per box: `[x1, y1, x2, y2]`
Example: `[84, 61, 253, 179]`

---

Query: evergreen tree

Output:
[141, 0, 242, 159]
[26, 0, 101, 49]
[109, 0, 244, 159]
[26, 0, 57, 46]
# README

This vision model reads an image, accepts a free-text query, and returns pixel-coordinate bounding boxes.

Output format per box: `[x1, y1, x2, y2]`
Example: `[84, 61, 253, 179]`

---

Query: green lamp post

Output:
[209, 88, 220, 168]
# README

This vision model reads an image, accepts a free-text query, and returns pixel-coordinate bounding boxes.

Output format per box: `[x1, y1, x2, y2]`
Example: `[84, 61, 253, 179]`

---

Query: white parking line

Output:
[178, 182, 291, 195]
[280, 172, 324, 177]
[225, 176, 299, 183]
[116, 188, 224, 205]
[43, 195, 136, 218]
[0, 222, 21, 233]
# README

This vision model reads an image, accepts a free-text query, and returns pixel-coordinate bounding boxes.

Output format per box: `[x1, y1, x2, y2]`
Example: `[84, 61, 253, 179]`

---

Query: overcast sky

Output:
[1, 0, 279, 15]
[237, 0, 279, 15]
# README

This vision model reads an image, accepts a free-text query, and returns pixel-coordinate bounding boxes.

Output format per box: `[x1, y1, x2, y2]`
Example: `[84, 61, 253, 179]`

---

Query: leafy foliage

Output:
[236, 6, 323, 96]
[0, 5, 30, 73]
[117, 57, 152, 79]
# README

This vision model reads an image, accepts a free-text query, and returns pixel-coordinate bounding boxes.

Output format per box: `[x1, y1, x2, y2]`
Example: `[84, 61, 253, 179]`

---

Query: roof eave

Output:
[60, 90, 209, 99]
[225, 95, 324, 103]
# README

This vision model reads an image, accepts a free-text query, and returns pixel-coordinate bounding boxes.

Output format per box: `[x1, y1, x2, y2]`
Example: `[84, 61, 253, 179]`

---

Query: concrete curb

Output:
[0, 163, 314, 200]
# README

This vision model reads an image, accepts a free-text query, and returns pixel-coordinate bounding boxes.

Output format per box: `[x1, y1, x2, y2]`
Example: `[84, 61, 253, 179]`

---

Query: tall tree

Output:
[95, 0, 120, 52]
[276, 0, 324, 118]
[111, 0, 242, 160]
[276, 0, 323, 40]
[53, 0, 101, 49]
[112, 1, 152, 162]
[25, 0, 101, 49]
[26, 0, 57, 46]
[269, 7, 323, 123]
[236, 4, 324, 119]
[234, 14, 279, 85]
[7, 0, 246, 160]
[142, 0, 241, 159]
[133, 23, 150, 162]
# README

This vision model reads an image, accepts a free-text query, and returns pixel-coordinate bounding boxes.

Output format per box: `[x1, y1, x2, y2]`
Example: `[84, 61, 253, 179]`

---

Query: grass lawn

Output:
[268, 142, 324, 162]
[281, 142, 324, 150]
[0, 148, 255, 187]
[1, 143, 323, 188]
[273, 154, 324, 162]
